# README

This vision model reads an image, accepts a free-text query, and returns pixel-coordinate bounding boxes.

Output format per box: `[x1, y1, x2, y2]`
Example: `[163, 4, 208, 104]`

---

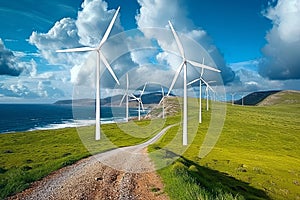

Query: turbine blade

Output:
[98, 7, 120, 48]
[200, 77, 214, 91]
[187, 78, 200, 86]
[140, 82, 147, 98]
[140, 101, 145, 111]
[161, 86, 164, 96]
[168, 21, 185, 58]
[187, 60, 221, 73]
[99, 51, 120, 85]
[126, 73, 129, 90]
[56, 47, 96, 53]
[130, 94, 138, 101]
[159, 95, 166, 105]
[167, 61, 185, 96]
[119, 93, 126, 106]
[200, 67, 204, 77]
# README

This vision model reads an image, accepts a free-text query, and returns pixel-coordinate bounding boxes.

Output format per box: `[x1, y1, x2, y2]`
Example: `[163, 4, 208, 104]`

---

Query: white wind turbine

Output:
[204, 81, 215, 111]
[167, 20, 221, 145]
[119, 73, 129, 122]
[187, 66, 205, 123]
[56, 7, 121, 140]
[188, 74, 215, 122]
[231, 93, 236, 105]
[131, 83, 147, 121]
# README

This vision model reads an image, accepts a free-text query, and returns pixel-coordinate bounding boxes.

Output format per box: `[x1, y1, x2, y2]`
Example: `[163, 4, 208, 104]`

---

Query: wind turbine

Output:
[241, 94, 244, 106]
[56, 7, 121, 140]
[231, 93, 236, 105]
[187, 67, 204, 123]
[203, 80, 216, 111]
[131, 83, 147, 121]
[119, 73, 129, 122]
[167, 20, 221, 145]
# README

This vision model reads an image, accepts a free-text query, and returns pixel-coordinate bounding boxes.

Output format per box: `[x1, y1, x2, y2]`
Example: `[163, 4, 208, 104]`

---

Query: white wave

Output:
[30, 118, 123, 131]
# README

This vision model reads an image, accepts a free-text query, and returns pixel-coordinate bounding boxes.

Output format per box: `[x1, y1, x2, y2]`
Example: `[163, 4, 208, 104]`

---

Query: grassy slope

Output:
[1, 91, 299, 199]
[149, 91, 300, 200]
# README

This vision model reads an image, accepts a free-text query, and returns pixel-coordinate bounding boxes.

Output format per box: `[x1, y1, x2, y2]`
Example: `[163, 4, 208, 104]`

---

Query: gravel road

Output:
[7, 125, 176, 200]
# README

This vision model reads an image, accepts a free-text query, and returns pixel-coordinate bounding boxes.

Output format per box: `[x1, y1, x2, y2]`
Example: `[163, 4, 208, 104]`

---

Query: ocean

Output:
[0, 104, 143, 134]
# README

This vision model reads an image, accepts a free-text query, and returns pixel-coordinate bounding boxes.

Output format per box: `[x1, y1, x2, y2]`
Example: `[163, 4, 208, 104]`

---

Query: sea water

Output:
[0, 104, 144, 133]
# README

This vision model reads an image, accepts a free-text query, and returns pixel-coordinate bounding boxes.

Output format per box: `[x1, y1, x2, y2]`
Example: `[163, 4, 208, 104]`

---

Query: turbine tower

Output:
[131, 83, 147, 121]
[120, 73, 129, 122]
[56, 7, 121, 140]
[167, 20, 221, 145]
[231, 93, 236, 105]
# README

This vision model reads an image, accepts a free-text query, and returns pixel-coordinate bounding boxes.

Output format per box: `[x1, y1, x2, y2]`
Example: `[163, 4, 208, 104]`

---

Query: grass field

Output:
[149, 91, 300, 200]
[1, 91, 299, 199]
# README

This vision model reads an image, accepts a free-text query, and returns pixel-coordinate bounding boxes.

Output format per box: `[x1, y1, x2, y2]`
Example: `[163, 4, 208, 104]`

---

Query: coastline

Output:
[0, 103, 146, 134]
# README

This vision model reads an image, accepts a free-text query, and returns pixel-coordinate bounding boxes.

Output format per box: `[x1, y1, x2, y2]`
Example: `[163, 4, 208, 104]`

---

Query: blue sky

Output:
[0, 0, 299, 102]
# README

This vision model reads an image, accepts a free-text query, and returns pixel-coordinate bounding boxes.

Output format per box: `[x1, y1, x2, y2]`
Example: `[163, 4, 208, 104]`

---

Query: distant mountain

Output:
[234, 90, 281, 106]
[234, 90, 300, 106]
[54, 92, 173, 106]
[257, 90, 300, 106]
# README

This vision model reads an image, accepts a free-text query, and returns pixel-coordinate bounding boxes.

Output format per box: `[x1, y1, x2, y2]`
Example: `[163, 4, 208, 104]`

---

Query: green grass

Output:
[0, 119, 167, 199]
[149, 93, 300, 200]
[1, 92, 299, 199]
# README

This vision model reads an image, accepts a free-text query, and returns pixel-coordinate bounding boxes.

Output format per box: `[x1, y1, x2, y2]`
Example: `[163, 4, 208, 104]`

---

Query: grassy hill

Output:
[1, 90, 299, 199]
[234, 90, 281, 105]
[258, 90, 300, 106]
[149, 90, 300, 200]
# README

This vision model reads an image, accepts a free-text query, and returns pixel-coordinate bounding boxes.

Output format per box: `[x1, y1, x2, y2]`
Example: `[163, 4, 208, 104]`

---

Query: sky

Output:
[0, 0, 300, 103]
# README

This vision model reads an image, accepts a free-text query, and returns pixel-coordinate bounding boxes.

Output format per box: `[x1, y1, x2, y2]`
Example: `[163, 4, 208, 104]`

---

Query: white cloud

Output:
[259, 0, 300, 80]
[0, 39, 24, 76]
[29, 17, 82, 66]
[76, 0, 123, 46]
[226, 60, 300, 100]
[28, 0, 124, 92]
[135, 0, 235, 84]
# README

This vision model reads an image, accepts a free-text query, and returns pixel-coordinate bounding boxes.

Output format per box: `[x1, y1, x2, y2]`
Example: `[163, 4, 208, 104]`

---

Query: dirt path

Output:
[8, 125, 176, 200]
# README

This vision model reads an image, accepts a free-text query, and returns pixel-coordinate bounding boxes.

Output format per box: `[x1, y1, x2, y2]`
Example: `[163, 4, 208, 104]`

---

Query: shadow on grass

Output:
[158, 150, 270, 200]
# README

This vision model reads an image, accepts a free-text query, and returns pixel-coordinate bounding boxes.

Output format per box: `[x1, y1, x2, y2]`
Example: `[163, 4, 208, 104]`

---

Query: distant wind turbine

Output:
[203, 80, 216, 111]
[131, 83, 147, 121]
[56, 7, 121, 140]
[242, 94, 244, 106]
[187, 66, 216, 122]
[119, 73, 129, 122]
[167, 20, 221, 145]
[231, 93, 236, 105]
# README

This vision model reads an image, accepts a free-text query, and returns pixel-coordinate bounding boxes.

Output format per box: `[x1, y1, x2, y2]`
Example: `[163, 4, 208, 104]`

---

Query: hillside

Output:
[149, 91, 300, 200]
[234, 90, 281, 105]
[257, 90, 300, 106]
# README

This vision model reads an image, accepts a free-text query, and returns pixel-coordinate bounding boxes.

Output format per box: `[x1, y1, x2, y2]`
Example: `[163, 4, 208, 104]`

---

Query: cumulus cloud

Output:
[259, 0, 300, 80]
[224, 60, 300, 102]
[0, 39, 40, 79]
[135, 0, 235, 85]
[28, 0, 236, 99]
[0, 39, 24, 76]
[29, 17, 82, 66]
[29, 0, 123, 86]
